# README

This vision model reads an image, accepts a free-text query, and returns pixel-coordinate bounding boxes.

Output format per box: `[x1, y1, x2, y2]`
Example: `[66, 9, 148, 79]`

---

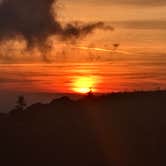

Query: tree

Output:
[15, 95, 26, 111]
[87, 87, 94, 97]
[10, 96, 26, 116]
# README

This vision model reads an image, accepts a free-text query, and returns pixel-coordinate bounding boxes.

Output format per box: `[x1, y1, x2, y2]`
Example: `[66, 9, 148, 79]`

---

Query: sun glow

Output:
[72, 77, 96, 94]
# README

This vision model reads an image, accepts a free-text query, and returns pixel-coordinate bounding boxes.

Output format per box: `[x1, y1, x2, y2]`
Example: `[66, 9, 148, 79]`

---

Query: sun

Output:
[77, 87, 91, 94]
[72, 77, 95, 94]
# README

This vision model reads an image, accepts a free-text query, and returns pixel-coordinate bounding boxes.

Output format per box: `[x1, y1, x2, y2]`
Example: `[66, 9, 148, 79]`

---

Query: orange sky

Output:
[0, 0, 166, 63]
[60, 0, 166, 22]
[58, 0, 166, 52]
[0, 0, 166, 94]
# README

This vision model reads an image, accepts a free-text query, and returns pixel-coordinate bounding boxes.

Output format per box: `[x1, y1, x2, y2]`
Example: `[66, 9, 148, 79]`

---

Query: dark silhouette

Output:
[16, 96, 26, 110]
[87, 87, 94, 97]
[0, 90, 166, 166]
[10, 96, 26, 115]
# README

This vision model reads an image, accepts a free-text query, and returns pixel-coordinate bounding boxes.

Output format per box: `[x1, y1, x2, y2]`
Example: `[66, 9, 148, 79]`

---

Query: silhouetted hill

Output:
[0, 91, 166, 166]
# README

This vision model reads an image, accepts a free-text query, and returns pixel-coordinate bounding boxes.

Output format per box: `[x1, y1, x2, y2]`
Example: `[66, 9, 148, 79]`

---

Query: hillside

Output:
[0, 91, 166, 166]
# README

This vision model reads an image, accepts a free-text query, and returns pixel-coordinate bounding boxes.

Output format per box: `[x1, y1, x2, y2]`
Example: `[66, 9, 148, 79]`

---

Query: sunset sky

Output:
[0, 0, 165, 63]
[59, 0, 166, 49]
[0, 0, 166, 107]
[60, 0, 166, 22]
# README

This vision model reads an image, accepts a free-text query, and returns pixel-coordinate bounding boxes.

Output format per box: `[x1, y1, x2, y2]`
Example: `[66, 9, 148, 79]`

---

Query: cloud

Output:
[0, 0, 113, 47]
[61, 21, 114, 40]
[0, 0, 58, 45]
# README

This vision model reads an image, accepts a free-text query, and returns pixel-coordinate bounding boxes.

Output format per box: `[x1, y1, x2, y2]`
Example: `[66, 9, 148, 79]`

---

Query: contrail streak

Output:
[74, 46, 130, 55]
[75, 46, 113, 52]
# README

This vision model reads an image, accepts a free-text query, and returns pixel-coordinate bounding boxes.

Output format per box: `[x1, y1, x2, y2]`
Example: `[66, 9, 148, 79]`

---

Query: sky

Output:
[59, 0, 166, 53]
[60, 0, 166, 21]
[0, 0, 166, 111]
[59, 0, 166, 47]
[0, 0, 165, 63]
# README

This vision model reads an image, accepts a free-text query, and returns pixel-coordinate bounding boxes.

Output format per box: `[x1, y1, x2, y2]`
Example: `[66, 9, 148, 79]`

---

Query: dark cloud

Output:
[0, 0, 113, 47]
[62, 21, 114, 40]
[0, 0, 59, 46]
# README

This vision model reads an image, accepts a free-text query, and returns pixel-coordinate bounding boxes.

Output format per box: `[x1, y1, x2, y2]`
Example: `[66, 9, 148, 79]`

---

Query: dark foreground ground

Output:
[0, 91, 166, 166]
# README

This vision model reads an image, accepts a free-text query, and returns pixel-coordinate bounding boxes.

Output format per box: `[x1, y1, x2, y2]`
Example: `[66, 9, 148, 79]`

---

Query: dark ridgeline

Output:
[0, 91, 166, 166]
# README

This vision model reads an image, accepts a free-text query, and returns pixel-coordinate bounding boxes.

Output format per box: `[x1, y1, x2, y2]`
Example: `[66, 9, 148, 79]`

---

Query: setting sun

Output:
[72, 77, 96, 94]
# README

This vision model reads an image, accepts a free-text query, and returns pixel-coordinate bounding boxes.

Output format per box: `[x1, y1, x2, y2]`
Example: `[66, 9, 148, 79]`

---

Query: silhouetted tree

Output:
[10, 96, 26, 115]
[16, 96, 26, 111]
[87, 87, 94, 97]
